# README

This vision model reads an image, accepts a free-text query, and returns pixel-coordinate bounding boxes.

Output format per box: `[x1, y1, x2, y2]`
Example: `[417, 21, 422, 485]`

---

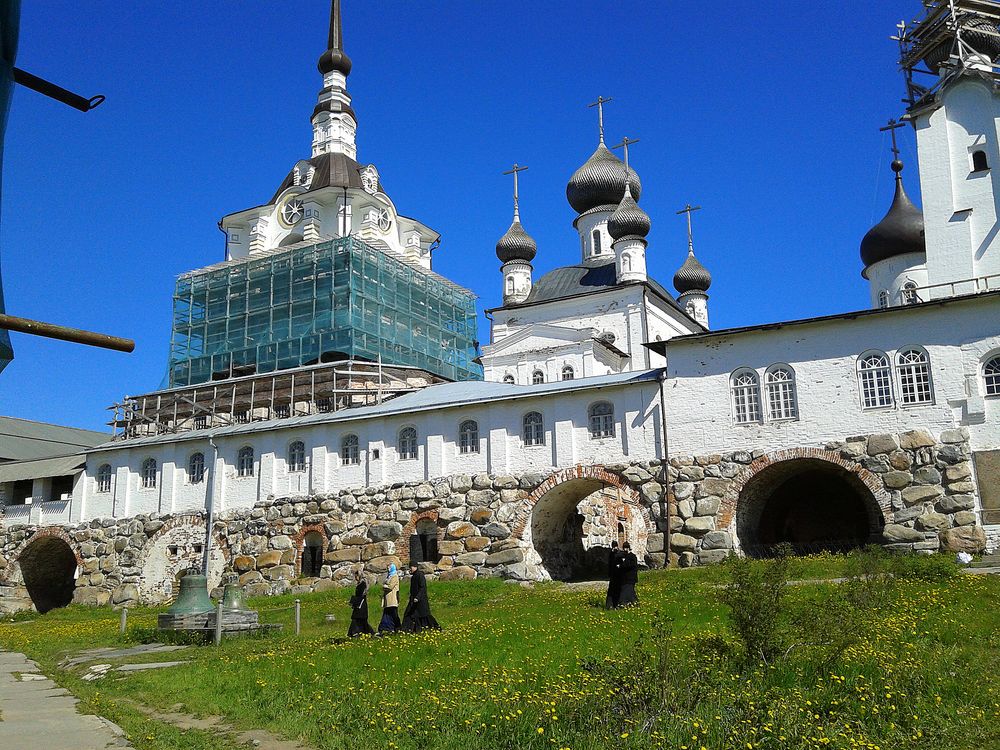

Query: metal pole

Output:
[12, 67, 105, 111]
[119, 607, 128, 636]
[214, 601, 224, 646]
[0, 313, 133, 352]
[294, 599, 301, 635]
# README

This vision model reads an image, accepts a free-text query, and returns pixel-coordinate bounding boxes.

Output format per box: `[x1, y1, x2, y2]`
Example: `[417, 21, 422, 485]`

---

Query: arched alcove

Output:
[17, 536, 78, 613]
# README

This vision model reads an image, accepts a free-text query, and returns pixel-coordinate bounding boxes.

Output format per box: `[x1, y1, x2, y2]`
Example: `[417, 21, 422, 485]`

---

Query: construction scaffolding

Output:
[168, 235, 482, 388]
[109, 359, 444, 441]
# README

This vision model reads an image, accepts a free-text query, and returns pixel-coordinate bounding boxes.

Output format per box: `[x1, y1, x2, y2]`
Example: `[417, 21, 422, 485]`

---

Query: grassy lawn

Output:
[2, 555, 1000, 750]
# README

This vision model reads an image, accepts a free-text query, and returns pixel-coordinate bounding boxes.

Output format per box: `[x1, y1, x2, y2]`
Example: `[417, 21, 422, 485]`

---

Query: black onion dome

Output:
[922, 16, 1000, 72]
[608, 184, 650, 240]
[566, 143, 642, 214]
[318, 0, 353, 75]
[496, 219, 537, 263]
[673, 251, 712, 293]
[860, 162, 925, 267]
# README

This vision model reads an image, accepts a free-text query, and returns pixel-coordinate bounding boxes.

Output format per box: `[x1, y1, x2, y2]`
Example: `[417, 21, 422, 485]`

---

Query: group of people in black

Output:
[604, 541, 639, 609]
[347, 561, 441, 637]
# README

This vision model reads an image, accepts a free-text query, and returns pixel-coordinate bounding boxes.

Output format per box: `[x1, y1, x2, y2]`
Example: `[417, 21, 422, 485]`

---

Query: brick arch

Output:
[5, 526, 82, 579]
[293, 523, 328, 576]
[398, 510, 440, 567]
[718, 448, 892, 545]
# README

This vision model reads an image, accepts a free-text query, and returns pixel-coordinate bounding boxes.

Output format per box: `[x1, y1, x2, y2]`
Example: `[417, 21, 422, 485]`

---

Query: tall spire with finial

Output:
[588, 95, 612, 144]
[312, 0, 357, 159]
[318, 0, 352, 76]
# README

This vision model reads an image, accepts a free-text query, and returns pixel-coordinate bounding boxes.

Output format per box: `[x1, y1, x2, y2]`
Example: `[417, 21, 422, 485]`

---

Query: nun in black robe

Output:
[347, 574, 375, 637]
[604, 542, 624, 609]
[617, 542, 639, 607]
[402, 564, 441, 633]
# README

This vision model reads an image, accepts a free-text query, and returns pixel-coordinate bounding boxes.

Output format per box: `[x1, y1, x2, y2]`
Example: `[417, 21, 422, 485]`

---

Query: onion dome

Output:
[318, 0, 353, 75]
[860, 159, 925, 268]
[673, 250, 712, 293]
[496, 219, 537, 263]
[922, 16, 1000, 72]
[566, 143, 642, 214]
[608, 183, 650, 240]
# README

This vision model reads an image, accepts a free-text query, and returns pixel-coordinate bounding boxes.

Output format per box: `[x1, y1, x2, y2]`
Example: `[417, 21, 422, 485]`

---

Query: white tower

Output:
[672, 204, 712, 328]
[496, 163, 536, 305]
[607, 136, 649, 283]
[312, 0, 357, 159]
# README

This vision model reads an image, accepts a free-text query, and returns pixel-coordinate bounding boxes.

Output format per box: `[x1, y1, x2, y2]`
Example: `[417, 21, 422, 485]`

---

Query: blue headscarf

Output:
[387, 563, 397, 578]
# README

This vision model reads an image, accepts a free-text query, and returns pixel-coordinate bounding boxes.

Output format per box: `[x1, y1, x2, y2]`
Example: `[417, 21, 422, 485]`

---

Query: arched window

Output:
[592, 229, 601, 255]
[341, 434, 360, 466]
[96, 464, 112, 493]
[141, 458, 157, 489]
[237, 446, 254, 477]
[896, 348, 933, 405]
[764, 366, 798, 421]
[561, 365, 575, 381]
[857, 352, 894, 409]
[523, 412, 544, 446]
[506, 276, 514, 295]
[985, 355, 1000, 397]
[459, 420, 479, 454]
[731, 369, 762, 424]
[622, 254, 631, 272]
[301, 531, 324, 578]
[902, 281, 920, 305]
[288, 441, 306, 472]
[877, 290, 889, 309]
[189, 452, 205, 484]
[588, 401, 615, 438]
[532, 370, 545, 385]
[502, 373, 515, 384]
[398, 427, 418, 460]
[973, 149, 990, 172]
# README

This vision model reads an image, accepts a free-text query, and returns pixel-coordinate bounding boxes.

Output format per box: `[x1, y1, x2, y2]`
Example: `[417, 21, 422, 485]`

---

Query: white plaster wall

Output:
[864, 253, 928, 308]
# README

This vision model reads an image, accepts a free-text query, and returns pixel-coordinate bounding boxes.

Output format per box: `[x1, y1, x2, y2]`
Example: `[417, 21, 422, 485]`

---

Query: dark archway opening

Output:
[301, 532, 324, 578]
[530, 479, 615, 581]
[737, 459, 884, 558]
[18, 537, 77, 613]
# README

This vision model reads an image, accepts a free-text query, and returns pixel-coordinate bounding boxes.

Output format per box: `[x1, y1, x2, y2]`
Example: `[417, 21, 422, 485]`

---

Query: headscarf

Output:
[387, 563, 397, 578]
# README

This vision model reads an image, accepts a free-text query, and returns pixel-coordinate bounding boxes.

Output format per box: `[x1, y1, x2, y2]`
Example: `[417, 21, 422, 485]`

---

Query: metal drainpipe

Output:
[201, 436, 220, 575]
[657, 368, 673, 567]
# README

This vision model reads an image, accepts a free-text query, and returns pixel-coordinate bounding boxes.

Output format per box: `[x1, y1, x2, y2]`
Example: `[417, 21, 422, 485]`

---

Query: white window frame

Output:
[895, 347, 934, 406]
[901, 281, 921, 306]
[532, 370, 545, 385]
[237, 446, 255, 477]
[561, 365, 575, 381]
[458, 420, 479, 454]
[398, 427, 418, 461]
[764, 365, 798, 422]
[96, 464, 112, 494]
[140, 458, 157, 489]
[983, 353, 1000, 397]
[877, 290, 889, 309]
[856, 351, 894, 409]
[523, 411, 545, 446]
[588, 401, 615, 438]
[502, 374, 515, 384]
[730, 369, 762, 425]
[287, 441, 306, 472]
[188, 452, 206, 484]
[341, 434, 360, 466]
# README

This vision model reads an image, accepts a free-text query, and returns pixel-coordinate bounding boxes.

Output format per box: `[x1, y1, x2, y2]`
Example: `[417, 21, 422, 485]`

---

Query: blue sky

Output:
[0, 1, 924, 431]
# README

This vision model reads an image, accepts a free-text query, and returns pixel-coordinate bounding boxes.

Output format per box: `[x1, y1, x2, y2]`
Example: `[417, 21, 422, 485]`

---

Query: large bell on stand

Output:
[165, 574, 215, 616]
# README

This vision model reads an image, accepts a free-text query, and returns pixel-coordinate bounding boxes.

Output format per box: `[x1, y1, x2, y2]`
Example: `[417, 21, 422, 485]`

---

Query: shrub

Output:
[720, 554, 791, 664]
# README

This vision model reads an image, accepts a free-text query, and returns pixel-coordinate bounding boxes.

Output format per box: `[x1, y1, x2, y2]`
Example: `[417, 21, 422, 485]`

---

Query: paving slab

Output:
[61, 644, 187, 669]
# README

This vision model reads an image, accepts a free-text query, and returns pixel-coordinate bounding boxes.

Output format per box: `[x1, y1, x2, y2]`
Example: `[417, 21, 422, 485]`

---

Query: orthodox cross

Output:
[611, 136, 640, 174]
[676, 203, 702, 254]
[502, 163, 528, 220]
[588, 95, 613, 143]
[880, 118, 906, 161]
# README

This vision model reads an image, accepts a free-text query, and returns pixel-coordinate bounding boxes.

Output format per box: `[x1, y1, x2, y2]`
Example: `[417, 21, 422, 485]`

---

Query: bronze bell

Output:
[165, 574, 214, 616]
[221, 583, 246, 611]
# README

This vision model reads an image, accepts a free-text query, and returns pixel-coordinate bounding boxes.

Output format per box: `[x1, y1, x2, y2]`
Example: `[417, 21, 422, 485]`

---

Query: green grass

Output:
[2, 555, 1000, 750]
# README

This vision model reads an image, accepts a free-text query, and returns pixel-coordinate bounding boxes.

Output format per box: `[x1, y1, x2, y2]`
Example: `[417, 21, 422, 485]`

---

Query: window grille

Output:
[193, 415, 207, 430]
[588, 401, 615, 438]
[459, 420, 479, 454]
[592, 230, 601, 255]
[765, 367, 798, 421]
[902, 281, 921, 305]
[561, 365, 575, 381]
[234, 410, 250, 424]
[288, 441, 306, 472]
[141, 458, 157, 489]
[274, 403, 290, 419]
[316, 397, 333, 413]
[731, 370, 762, 424]
[189, 452, 205, 484]
[858, 352, 894, 408]
[877, 290, 889, 309]
[523, 412, 544, 446]
[502, 374, 515, 384]
[398, 427, 418, 460]
[341, 434, 360, 465]
[984, 355, 1000, 396]
[896, 349, 933, 405]
[532, 370, 545, 385]
[97, 464, 112, 493]
[237, 446, 255, 477]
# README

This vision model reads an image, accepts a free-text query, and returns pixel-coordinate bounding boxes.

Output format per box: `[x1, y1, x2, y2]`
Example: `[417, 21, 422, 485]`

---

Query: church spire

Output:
[318, 0, 352, 76]
[311, 0, 357, 159]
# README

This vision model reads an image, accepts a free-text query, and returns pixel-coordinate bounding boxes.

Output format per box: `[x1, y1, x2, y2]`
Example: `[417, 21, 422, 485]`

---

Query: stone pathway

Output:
[0, 651, 132, 749]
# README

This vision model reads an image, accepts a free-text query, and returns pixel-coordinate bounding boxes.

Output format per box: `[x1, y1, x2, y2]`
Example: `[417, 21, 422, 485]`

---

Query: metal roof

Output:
[88, 369, 664, 453]
[0, 453, 86, 483]
[0, 416, 108, 462]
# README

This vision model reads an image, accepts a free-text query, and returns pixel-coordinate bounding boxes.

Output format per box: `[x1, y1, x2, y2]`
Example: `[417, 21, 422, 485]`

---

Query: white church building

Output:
[0, 1, 998, 612]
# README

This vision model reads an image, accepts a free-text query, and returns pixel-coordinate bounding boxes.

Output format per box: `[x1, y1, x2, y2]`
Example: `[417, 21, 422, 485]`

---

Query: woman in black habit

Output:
[402, 563, 441, 633]
[605, 541, 623, 609]
[347, 571, 375, 637]
[617, 541, 639, 607]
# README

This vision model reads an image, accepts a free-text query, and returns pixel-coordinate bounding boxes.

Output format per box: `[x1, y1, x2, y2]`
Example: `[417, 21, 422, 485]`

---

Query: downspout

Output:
[656, 368, 673, 568]
[217, 220, 229, 261]
[485, 310, 494, 345]
[201, 436, 220, 575]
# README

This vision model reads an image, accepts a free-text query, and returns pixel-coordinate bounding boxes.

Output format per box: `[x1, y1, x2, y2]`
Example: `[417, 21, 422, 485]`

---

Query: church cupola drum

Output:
[497, 163, 536, 304]
[607, 136, 650, 284]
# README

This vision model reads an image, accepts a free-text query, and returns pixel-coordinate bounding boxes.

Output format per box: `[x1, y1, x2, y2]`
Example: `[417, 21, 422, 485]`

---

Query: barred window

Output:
[765, 366, 798, 421]
[316, 397, 333, 413]
[896, 348, 933, 405]
[237, 446, 254, 477]
[274, 403, 290, 419]
[141, 458, 157, 489]
[399, 427, 418, 460]
[561, 365, 575, 381]
[731, 370, 762, 424]
[523, 412, 544, 446]
[588, 401, 615, 438]
[983, 355, 1000, 396]
[341, 434, 360, 466]
[233, 410, 251, 424]
[502, 374, 515, 384]
[532, 370, 545, 385]
[193, 415, 207, 430]
[189, 452, 205, 484]
[459, 420, 479, 454]
[97, 464, 112, 493]
[858, 352, 894, 408]
[288, 441, 306, 472]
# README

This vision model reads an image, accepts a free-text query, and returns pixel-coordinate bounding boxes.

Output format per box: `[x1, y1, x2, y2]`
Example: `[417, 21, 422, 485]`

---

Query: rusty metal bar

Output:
[12, 68, 105, 112]
[0, 313, 133, 352]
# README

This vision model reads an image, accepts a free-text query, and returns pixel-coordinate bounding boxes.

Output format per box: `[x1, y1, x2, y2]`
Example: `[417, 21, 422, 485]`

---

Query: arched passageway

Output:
[18, 536, 78, 613]
[735, 458, 885, 557]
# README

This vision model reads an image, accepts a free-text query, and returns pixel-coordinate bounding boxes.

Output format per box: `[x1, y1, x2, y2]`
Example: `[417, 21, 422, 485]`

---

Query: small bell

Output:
[222, 583, 246, 611]
[164, 574, 214, 616]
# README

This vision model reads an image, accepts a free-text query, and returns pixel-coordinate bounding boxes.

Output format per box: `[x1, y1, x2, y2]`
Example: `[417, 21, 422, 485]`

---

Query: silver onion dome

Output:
[673, 251, 712, 293]
[496, 219, 537, 263]
[566, 143, 642, 214]
[608, 183, 650, 240]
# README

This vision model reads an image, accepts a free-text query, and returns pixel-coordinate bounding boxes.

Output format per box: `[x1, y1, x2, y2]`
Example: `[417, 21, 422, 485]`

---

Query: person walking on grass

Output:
[605, 541, 624, 609]
[347, 571, 375, 637]
[402, 562, 441, 633]
[378, 563, 402, 634]
[617, 541, 639, 607]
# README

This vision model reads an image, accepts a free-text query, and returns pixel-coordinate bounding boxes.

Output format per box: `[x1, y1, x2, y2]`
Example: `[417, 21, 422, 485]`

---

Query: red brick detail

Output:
[398, 510, 440, 566]
[7, 527, 82, 578]
[292, 524, 328, 576]
[717, 448, 892, 531]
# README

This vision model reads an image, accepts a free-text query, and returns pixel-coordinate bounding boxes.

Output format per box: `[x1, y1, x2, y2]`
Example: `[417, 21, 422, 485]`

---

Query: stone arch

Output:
[719, 448, 891, 556]
[293, 523, 327, 577]
[9, 527, 81, 613]
[514, 465, 653, 581]
[136, 514, 231, 604]
[399, 510, 440, 566]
